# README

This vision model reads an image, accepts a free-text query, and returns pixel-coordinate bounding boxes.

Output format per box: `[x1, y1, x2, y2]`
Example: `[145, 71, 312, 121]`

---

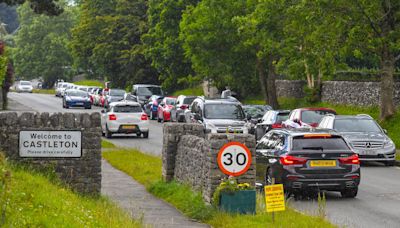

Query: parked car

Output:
[256, 128, 360, 198]
[189, 97, 248, 133]
[282, 108, 337, 128]
[88, 87, 100, 104]
[55, 82, 72, 97]
[100, 101, 149, 138]
[144, 95, 164, 120]
[175, 95, 197, 122]
[16, 81, 33, 93]
[157, 97, 177, 122]
[243, 105, 272, 134]
[318, 114, 396, 166]
[104, 89, 126, 108]
[62, 89, 91, 109]
[255, 110, 291, 141]
[60, 83, 75, 97]
[132, 84, 164, 106]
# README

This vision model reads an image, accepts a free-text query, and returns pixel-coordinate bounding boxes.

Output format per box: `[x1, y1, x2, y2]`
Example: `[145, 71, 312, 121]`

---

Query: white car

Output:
[101, 101, 149, 138]
[16, 81, 33, 93]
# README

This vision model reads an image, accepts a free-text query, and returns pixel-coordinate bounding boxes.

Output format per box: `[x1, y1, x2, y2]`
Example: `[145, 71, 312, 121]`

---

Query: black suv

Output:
[256, 128, 360, 198]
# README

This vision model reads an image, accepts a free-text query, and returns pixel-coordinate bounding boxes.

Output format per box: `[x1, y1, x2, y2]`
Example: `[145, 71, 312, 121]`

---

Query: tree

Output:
[180, 0, 260, 99]
[0, 0, 63, 15]
[143, 0, 199, 92]
[13, 2, 75, 87]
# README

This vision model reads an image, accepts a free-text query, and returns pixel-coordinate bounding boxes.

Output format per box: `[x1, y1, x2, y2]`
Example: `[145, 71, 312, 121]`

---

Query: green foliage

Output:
[13, 1, 75, 88]
[1, 0, 63, 16]
[143, 0, 198, 91]
[104, 148, 335, 227]
[71, 0, 158, 89]
[32, 89, 55, 94]
[0, 153, 140, 227]
[74, 80, 103, 87]
[212, 177, 253, 207]
[172, 85, 203, 96]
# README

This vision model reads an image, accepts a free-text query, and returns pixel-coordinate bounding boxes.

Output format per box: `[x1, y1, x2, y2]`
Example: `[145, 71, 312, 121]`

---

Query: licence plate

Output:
[359, 150, 376, 155]
[122, 125, 136, 130]
[310, 160, 336, 167]
[76, 102, 83, 105]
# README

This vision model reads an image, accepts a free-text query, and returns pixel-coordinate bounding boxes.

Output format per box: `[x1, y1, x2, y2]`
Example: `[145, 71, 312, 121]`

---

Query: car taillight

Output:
[141, 114, 148, 120]
[271, 123, 282, 128]
[181, 104, 188, 110]
[339, 154, 359, 165]
[280, 155, 307, 165]
[109, 114, 117, 121]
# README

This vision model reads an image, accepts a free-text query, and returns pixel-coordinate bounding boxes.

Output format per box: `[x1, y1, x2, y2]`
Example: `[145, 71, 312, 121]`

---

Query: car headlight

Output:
[205, 122, 218, 134]
[66, 97, 71, 101]
[383, 139, 395, 148]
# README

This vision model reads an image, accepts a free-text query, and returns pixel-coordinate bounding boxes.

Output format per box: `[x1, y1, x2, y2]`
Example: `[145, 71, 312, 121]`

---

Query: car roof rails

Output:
[356, 114, 373, 119]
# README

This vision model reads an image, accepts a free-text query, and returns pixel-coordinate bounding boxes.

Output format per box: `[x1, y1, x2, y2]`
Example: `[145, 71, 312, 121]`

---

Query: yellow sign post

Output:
[264, 184, 286, 213]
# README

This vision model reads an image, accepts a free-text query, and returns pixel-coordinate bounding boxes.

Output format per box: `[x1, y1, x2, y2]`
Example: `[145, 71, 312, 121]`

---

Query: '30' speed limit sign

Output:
[217, 142, 252, 176]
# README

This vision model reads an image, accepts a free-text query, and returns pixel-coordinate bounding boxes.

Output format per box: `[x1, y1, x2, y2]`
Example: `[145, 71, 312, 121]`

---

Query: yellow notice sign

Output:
[264, 184, 285, 212]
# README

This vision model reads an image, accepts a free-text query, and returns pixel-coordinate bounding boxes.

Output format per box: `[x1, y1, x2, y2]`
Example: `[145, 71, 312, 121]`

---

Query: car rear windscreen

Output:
[292, 136, 349, 150]
[302, 110, 336, 123]
[183, 97, 196, 105]
[276, 112, 289, 123]
[114, 105, 142, 113]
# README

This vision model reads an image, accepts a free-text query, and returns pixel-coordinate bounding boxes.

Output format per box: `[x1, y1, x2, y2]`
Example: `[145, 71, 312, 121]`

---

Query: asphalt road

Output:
[8, 92, 163, 156]
[7, 92, 400, 228]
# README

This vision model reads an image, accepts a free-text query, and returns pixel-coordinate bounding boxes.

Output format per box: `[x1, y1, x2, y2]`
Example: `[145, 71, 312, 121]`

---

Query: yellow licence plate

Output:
[310, 160, 336, 167]
[122, 125, 136, 130]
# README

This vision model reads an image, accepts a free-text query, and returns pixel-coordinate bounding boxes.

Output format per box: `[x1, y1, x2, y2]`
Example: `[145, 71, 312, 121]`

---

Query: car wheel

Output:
[341, 187, 358, 198]
[157, 115, 162, 123]
[136, 132, 141, 137]
[143, 132, 149, 138]
[65, 104, 69, 109]
[384, 160, 395, 166]
[105, 126, 112, 139]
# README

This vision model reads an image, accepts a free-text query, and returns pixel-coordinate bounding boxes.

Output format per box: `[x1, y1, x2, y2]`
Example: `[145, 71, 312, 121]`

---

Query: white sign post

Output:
[19, 131, 82, 158]
[217, 142, 252, 176]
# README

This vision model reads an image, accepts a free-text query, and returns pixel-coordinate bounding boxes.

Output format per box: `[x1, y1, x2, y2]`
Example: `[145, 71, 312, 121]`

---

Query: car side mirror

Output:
[160, 103, 165, 107]
[383, 129, 388, 134]
[101, 110, 105, 114]
[294, 119, 300, 124]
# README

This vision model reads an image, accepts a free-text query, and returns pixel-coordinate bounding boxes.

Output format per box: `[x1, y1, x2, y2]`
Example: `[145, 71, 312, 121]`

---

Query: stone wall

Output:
[276, 80, 400, 106]
[0, 112, 102, 195]
[163, 123, 256, 203]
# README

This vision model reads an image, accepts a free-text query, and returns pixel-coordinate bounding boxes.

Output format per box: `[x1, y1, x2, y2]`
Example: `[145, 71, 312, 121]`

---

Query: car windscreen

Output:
[276, 112, 290, 123]
[301, 110, 335, 123]
[113, 105, 142, 113]
[204, 104, 245, 120]
[79, 88, 89, 92]
[292, 136, 349, 150]
[183, 97, 196, 105]
[62, 84, 68, 88]
[67, 90, 88, 97]
[110, 90, 126, 96]
[334, 119, 382, 133]
[137, 86, 163, 96]
[20, 81, 31, 86]
[165, 98, 176, 105]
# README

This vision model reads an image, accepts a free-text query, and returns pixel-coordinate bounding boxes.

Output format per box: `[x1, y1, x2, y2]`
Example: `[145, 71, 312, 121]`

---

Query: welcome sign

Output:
[19, 131, 82, 158]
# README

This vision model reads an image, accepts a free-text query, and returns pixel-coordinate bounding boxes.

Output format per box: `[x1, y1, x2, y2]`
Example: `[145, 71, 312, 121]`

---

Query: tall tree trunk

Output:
[256, 56, 268, 105]
[267, 54, 279, 109]
[379, 44, 396, 120]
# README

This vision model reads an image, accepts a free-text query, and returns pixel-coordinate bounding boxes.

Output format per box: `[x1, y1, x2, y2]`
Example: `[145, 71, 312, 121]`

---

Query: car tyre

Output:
[143, 132, 149, 138]
[157, 115, 162, 123]
[341, 187, 358, 198]
[384, 160, 395, 166]
[105, 126, 112, 139]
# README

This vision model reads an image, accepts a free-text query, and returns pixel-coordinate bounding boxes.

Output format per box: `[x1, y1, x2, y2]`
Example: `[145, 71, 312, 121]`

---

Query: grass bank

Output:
[32, 89, 55, 95]
[172, 86, 204, 96]
[101, 139, 116, 149]
[103, 149, 334, 227]
[74, 80, 104, 87]
[0, 155, 139, 227]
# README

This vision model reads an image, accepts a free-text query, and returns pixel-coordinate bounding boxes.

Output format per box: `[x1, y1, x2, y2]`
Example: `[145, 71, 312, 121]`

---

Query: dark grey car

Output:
[256, 128, 361, 198]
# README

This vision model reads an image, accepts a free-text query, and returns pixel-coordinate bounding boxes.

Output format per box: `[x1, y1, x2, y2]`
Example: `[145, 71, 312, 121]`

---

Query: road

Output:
[8, 92, 163, 156]
[7, 92, 400, 228]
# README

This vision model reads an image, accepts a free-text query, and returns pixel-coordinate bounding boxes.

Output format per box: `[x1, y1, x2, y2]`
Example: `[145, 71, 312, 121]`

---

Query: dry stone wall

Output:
[0, 112, 102, 195]
[163, 123, 256, 203]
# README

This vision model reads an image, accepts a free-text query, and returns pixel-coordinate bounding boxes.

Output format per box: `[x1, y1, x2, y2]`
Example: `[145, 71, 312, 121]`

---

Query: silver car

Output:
[318, 114, 396, 166]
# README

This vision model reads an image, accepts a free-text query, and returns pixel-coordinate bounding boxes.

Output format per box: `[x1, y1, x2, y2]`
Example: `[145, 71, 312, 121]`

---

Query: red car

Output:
[157, 97, 177, 122]
[282, 107, 337, 128]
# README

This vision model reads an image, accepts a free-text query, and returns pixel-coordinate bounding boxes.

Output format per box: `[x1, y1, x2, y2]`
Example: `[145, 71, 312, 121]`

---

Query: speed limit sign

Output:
[217, 142, 252, 176]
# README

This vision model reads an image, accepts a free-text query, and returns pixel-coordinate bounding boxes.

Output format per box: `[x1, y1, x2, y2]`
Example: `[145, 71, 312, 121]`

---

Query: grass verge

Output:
[101, 139, 116, 149]
[32, 89, 55, 95]
[103, 149, 335, 227]
[0, 155, 139, 227]
[172, 86, 204, 96]
[74, 80, 104, 87]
